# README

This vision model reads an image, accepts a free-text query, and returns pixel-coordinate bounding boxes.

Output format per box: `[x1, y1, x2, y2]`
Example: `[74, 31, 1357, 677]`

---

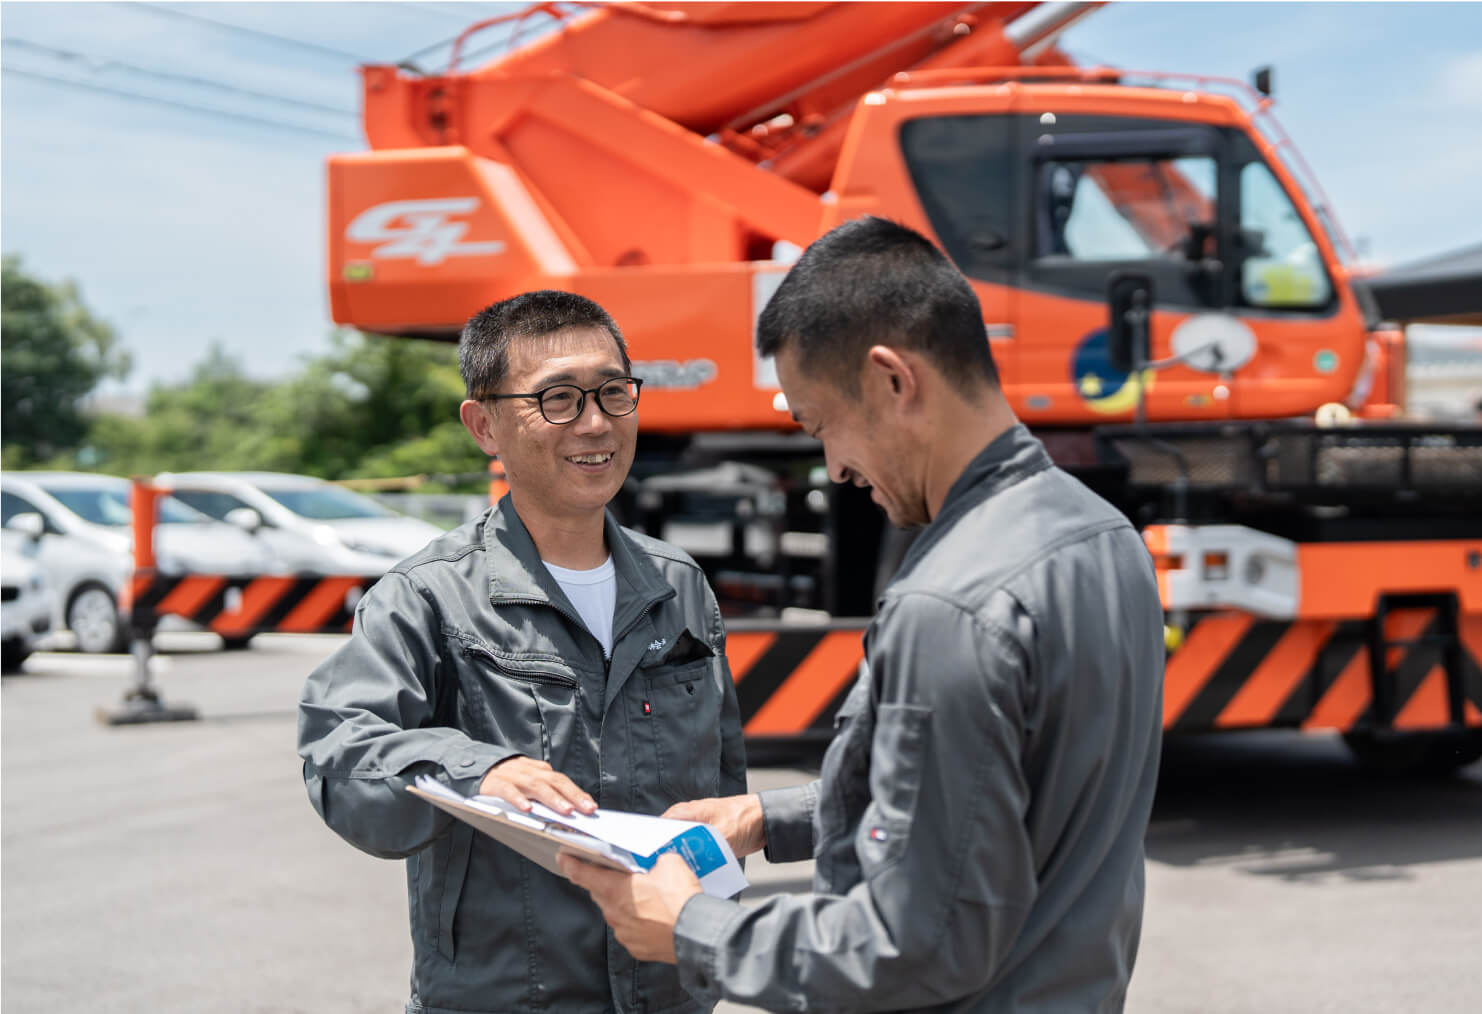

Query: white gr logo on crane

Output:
[346, 197, 507, 266]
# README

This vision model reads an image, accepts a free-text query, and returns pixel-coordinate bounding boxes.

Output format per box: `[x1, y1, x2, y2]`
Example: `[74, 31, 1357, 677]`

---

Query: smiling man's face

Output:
[472, 326, 638, 525]
[776, 345, 928, 529]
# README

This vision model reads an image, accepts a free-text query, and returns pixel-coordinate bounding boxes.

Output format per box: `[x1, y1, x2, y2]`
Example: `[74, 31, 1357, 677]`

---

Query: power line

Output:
[463, 31, 523, 68]
[398, 4, 536, 71]
[396, 11, 513, 68]
[390, 1, 487, 22]
[420, 2, 524, 21]
[123, 2, 370, 64]
[2, 66, 361, 143]
[2, 37, 357, 119]
[399, 32, 462, 68]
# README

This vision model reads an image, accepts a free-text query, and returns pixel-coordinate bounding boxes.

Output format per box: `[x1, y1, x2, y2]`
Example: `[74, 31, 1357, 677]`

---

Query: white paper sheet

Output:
[412, 777, 748, 897]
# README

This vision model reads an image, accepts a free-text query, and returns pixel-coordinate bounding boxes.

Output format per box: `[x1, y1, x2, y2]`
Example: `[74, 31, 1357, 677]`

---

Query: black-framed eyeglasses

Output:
[481, 376, 643, 425]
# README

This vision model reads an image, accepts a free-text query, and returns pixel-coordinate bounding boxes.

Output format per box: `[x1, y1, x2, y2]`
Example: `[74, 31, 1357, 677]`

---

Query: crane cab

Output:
[824, 70, 1375, 424]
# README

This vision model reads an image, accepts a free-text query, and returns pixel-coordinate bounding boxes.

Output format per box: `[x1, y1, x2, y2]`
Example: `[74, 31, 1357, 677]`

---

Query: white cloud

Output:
[1435, 50, 1482, 110]
[2, 69, 339, 393]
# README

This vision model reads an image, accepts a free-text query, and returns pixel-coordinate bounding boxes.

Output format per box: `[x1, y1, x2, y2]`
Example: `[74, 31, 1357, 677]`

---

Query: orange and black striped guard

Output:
[130, 573, 381, 638]
[1164, 610, 1482, 733]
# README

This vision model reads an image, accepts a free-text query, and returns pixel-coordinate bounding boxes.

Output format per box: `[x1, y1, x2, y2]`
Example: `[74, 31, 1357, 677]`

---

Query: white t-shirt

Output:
[543, 556, 617, 659]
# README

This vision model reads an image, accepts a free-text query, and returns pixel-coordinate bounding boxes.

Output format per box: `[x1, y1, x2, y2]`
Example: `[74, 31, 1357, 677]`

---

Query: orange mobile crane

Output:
[325, 1, 1482, 772]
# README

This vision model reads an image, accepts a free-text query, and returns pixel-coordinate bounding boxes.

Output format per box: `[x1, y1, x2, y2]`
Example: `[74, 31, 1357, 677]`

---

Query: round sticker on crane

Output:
[1070, 328, 1154, 415]
[1169, 315, 1256, 373]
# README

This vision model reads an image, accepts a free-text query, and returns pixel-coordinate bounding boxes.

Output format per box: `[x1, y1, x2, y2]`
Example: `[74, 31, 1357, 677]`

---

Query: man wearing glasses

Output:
[298, 290, 746, 1014]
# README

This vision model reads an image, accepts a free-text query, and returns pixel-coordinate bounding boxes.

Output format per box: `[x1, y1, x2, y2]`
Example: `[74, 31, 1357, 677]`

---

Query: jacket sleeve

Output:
[297, 570, 518, 860]
[758, 782, 818, 863]
[673, 592, 1038, 1011]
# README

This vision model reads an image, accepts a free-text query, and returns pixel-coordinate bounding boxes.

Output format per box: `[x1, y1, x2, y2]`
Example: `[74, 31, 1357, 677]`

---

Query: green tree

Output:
[73, 329, 489, 485]
[256, 329, 487, 480]
[79, 343, 276, 476]
[1, 256, 132, 464]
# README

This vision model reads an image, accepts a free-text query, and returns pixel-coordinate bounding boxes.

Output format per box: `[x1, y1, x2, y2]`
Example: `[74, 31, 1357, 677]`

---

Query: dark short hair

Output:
[756, 216, 999, 396]
[459, 290, 629, 400]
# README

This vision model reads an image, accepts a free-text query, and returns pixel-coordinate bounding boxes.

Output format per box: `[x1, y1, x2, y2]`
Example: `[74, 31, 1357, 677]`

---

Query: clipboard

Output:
[407, 779, 639, 878]
[406, 776, 749, 897]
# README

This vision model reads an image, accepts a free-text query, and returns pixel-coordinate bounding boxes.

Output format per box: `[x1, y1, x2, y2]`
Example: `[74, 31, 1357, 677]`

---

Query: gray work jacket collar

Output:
[482, 494, 676, 648]
[898, 423, 1052, 580]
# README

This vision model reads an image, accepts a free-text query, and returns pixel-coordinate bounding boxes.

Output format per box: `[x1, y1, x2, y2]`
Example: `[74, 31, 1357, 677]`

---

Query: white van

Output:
[0, 472, 274, 652]
[161, 472, 446, 575]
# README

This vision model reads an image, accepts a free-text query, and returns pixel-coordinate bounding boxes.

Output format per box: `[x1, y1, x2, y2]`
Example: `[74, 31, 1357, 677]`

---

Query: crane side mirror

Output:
[1107, 273, 1154, 374]
[1252, 65, 1273, 98]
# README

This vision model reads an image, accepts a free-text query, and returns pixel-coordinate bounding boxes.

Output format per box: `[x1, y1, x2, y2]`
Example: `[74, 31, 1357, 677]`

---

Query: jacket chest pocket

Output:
[455, 640, 583, 768]
[636, 652, 722, 806]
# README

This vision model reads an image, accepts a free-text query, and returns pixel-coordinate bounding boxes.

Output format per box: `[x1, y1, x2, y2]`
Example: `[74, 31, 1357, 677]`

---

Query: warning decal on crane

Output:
[1071, 327, 1155, 415]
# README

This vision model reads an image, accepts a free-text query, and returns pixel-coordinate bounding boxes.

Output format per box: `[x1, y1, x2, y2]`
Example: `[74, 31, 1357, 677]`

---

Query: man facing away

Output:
[298, 291, 746, 1014]
[563, 217, 1166, 1013]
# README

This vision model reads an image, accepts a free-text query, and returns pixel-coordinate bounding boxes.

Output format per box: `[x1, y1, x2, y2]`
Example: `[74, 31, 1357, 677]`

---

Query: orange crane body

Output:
[330, 3, 1376, 430]
[322, 2, 1481, 769]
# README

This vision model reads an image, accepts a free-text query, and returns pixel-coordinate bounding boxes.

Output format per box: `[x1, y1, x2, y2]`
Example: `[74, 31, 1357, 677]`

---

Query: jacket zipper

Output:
[491, 589, 673, 677]
[494, 593, 656, 671]
[462, 643, 578, 689]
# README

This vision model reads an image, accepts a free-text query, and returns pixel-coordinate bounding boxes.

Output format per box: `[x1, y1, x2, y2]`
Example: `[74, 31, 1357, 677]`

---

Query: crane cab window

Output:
[1039, 156, 1217, 263]
[1236, 161, 1332, 310]
[902, 112, 1338, 316]
[899, 114, 1017, 283]
[1020, 118, 1226, 309]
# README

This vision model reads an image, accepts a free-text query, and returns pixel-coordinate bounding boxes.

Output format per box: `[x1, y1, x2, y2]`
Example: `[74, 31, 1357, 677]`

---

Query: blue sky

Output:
[3, 1, 1480, 396]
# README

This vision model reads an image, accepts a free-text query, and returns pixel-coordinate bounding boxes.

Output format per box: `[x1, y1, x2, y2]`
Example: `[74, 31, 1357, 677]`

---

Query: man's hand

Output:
[478, 756, 596, 815]
[559, 853, 700, 963]
[662, 794, 765, 857]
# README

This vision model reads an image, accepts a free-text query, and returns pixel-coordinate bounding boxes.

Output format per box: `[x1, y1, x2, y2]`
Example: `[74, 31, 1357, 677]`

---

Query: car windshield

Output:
[44, 485, 215, 526]
[258, 484, 393, 520]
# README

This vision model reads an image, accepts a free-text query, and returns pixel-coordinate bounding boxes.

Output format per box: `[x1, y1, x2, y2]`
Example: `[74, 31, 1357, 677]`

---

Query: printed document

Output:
[408, 776, 748, 898]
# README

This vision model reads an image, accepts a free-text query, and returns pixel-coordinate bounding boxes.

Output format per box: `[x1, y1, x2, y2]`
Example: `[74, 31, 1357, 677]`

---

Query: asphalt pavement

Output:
[3, 633, 1479, 1012]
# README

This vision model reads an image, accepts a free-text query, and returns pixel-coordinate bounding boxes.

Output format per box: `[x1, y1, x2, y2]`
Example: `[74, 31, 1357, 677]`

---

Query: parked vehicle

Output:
[0, 472, 273, 652]
[1, 530, 56, 671]
[159, 472, 447, 575]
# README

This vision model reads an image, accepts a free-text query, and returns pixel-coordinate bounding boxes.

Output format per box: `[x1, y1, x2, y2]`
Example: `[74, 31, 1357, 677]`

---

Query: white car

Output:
[2, 531, 56, 671]
[0, 472, 275, 653]
[159, 471, 446, 575]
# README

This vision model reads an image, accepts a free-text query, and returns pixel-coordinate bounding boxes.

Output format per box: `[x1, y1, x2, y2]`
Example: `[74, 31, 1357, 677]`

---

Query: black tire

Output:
[2, 639, 29, 673]
[66, 583, 128, 654]
[219, 634, 255, 651]
[1342, 728, 1482, 777]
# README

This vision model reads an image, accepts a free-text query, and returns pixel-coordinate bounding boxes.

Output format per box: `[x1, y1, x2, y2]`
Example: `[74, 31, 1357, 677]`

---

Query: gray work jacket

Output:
[298, 498, 747, 1014]
[674, 424, 1164, 1013]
